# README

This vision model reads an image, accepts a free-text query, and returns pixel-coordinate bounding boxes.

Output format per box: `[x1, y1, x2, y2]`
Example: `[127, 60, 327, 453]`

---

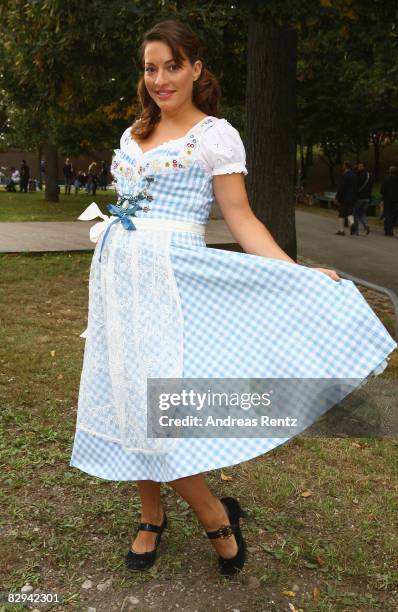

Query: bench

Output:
[316, 192, 379, 216]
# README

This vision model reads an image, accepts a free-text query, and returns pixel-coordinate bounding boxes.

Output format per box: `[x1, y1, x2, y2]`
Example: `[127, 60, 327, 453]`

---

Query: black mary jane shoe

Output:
[125, 512, 167, 572]
[205, 497, 247, 577]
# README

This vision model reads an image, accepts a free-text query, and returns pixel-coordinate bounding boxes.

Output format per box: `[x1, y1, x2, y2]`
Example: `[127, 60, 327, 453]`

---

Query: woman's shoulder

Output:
[201, 116, 242, 138]
[197, 117, 247, 176]
[199, 117, 246, 154]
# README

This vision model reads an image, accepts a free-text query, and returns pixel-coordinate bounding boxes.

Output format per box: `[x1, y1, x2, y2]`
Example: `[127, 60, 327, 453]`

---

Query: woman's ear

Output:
[193, 60, 203, 81]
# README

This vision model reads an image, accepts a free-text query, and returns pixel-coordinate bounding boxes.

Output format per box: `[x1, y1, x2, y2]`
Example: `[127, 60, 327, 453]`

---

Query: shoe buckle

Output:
[217, 525, 234, 539]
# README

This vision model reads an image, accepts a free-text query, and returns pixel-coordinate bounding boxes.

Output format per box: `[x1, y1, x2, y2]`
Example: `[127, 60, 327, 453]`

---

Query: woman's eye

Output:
[145, 67, 155, 73]
[169, 64, 179, 71]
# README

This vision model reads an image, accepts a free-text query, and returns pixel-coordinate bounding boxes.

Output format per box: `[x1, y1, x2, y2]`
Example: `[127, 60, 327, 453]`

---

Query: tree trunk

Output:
[372, 133, 381, 183]
[302, 142, 313, 182]
[298, 134, 304, 184]
[307, 142, 313, 166]
[244, 11, 298, 260]
[43, 143, 59, 202]
[321, 143, 342, 188]
[38, 146, 43, 190]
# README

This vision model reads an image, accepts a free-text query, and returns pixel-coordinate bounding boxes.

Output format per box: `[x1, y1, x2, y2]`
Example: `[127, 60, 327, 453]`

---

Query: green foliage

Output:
[0, 0, 396, 163]
[296, 0, 398, 167]
[0, 1, 248, 154]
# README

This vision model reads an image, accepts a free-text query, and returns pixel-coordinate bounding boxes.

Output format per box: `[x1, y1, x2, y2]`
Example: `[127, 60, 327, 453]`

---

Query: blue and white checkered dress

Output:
[70, 116, 397, 482]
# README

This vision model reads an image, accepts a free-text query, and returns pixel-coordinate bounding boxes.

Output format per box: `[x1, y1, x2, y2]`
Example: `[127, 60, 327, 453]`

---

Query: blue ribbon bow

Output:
[98, 200, 143, 262]
[98, 176, 155, 262]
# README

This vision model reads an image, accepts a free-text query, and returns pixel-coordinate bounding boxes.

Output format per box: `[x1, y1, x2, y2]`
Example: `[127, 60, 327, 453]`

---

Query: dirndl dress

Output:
[69, 115, 397, 482]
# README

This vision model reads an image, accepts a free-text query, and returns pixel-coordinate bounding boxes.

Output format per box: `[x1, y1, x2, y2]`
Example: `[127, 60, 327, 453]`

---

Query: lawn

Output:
[0, 252, 397, 611]
[0, 189, 116, 222]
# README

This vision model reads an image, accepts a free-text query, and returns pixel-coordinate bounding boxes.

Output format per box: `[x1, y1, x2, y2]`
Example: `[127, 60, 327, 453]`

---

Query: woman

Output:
[70, 20, 396, 577]
[63, 157, 74, 195]
[86, 161, 98, 195]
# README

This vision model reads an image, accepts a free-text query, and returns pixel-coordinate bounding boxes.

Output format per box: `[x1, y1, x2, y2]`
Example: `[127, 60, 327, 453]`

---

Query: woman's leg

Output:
[168, 474, 239, 559]
[130, 480, 164, 553]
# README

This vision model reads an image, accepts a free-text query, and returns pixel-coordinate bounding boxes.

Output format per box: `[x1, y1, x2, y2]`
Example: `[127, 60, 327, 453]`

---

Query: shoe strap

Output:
[206, 523, 239, 540]
[138, 521, 163, 533]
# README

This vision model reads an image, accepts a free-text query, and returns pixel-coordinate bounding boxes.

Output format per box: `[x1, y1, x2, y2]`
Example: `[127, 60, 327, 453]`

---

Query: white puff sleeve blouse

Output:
[197, 118, 248, 176]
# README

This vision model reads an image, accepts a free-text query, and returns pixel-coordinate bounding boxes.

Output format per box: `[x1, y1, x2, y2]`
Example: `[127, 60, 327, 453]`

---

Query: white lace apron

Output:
[77, 206, 205, 455]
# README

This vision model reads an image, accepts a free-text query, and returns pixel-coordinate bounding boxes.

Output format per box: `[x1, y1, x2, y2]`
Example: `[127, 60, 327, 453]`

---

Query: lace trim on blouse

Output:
[119, 117, 248, 177]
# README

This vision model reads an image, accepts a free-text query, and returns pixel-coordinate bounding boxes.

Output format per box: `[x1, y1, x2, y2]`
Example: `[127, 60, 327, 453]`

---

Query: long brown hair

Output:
[130, 19, 221, 141]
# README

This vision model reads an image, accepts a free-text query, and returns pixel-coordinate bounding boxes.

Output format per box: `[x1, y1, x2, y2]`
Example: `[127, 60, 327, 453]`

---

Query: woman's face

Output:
[143, 41, 202, 111]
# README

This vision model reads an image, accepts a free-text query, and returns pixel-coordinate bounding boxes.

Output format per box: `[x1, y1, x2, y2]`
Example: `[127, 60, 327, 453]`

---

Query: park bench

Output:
[317, 191, 337, 209]
[317, 191, 379, 216]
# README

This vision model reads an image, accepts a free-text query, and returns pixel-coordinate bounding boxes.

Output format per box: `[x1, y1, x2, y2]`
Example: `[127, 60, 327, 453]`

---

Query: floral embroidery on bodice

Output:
[110, 117, 216, 225]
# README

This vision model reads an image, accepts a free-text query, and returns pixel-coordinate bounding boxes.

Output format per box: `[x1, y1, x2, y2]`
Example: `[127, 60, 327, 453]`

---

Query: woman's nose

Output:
[154, 69, 169, 86]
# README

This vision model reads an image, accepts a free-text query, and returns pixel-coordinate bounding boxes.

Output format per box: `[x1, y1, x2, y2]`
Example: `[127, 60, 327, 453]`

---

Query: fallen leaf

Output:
[50, 350, 56, 357]
[282, 590, 296, 597]
[57, 374, 63, 380]
[300, 490, 313, 498]
[220, 471, 233, 481]
[313, 586, 321, 601]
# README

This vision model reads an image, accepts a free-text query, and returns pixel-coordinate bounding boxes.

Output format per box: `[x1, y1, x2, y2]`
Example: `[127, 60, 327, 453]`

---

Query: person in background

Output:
[352, 161, 372, 235]
[86, 162, 98, 196]
[74, 170, 84, 195]
[5, 167, 19, 192]
[20, 160, 30, 193]
[63, 157, 74, 195]
[380, 166, 398, 237]
[335, 161, 357, 235]
[99, 160, 108, 190]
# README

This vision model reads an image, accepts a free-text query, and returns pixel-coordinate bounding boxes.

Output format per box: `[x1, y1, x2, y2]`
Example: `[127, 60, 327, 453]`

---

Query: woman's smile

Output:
[156, 90, 176, 100]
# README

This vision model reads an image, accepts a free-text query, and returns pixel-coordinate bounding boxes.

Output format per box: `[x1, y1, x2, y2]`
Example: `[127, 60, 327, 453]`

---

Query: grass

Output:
[0, 252, 397, 611]
[0, 189, 116, 222]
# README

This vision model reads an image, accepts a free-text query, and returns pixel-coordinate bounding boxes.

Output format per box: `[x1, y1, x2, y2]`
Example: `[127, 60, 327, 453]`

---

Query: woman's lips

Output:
[156, 91, 175, 99]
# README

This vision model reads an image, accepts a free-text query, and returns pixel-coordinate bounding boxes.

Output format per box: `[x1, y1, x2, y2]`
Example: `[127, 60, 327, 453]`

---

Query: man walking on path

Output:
[335, 161, 356, 236]
[380, 166, 398, 237]
[353, 161, 372, 235]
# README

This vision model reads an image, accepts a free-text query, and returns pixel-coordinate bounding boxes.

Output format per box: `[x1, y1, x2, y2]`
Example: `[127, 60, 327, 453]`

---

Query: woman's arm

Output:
[213, 173, 295, 262]
[213, 173, 341, 281]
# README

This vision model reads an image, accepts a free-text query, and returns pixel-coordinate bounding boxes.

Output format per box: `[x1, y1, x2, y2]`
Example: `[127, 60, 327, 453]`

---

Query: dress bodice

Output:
[110, 115, 247, 225]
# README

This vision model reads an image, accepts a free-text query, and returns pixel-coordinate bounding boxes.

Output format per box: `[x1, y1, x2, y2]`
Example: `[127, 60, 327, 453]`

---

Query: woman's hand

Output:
[313, 267, 341, 282]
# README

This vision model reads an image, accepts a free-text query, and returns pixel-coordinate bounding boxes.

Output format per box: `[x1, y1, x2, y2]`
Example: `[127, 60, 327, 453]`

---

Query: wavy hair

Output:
[130, 19, 221, 141]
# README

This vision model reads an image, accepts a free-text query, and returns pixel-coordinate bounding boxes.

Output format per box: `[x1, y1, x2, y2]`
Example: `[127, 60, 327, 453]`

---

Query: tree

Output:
[0, 0, 149, 201]
[0, 0, 246, 201]
[244, 7, 298, 259]
[297, 0, 398, 185]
